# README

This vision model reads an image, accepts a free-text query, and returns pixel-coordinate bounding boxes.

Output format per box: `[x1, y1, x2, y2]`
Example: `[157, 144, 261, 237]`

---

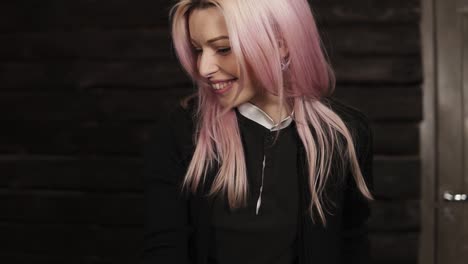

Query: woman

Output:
[142, 0, 374, 263]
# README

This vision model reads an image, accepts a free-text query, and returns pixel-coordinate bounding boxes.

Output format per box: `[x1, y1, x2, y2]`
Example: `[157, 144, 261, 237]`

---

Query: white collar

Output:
[237, 101, 294, 131]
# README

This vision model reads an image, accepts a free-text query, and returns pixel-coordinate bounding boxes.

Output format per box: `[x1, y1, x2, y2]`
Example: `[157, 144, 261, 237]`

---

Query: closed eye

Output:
[192, 47, 231, 55]
[218, 47, 231, 55]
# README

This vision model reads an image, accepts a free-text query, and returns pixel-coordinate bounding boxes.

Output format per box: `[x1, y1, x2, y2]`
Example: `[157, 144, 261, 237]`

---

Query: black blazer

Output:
[141, 96, 374, 264]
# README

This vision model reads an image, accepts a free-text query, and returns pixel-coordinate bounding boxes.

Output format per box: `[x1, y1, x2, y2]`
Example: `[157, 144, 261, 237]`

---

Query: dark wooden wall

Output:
[0, 0, 422, 263]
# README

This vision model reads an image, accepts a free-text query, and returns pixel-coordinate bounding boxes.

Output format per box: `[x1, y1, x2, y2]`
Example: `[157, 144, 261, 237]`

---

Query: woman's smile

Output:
[211, 79, 237, 95]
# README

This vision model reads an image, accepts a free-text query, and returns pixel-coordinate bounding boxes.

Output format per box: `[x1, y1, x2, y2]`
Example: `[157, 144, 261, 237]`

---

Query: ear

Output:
[278, 38, 289, 60]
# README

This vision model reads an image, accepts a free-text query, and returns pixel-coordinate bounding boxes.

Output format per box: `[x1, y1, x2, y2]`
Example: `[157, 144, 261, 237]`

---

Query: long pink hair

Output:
[169, 0, 373, 224]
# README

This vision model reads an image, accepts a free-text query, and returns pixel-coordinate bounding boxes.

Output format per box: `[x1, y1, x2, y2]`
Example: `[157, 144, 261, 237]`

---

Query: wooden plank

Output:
[0, 155, 419, 197]
[0, 86, 420, 122]
[0, 29, 172, 60]
[332, 55, 422, 84]
[373, 156, 420, 199]
[334, 85, 422, 122]
[369, 200, 420, 232]
[0, 121, 153, 156]
[0, 189, 417, 232]
[0, 253, 71, 264]
[313, 0, 420, 24]
[0, 252, 136, 264]
[0, 121, 418, 156]
[0, 154, 415, 192]
[0, 91, 100, 121]
[0, 191, 143, 226]
[370, 232, 419, 264]
[0, 0, 420, 32]
[0, 0, 170, 32]
[0, 61, 191, 90]
[0, 227, 419, 264]
[0, 89, 193, 121]
[0, 222, 141, 256]
[0, 252, 137, 264]
[322, 24, 421, 55]
[0, 157, 143, 191]
[0, 24, 419, 60]
[0, 56, 421, 90]
[372, 122, 419, 155]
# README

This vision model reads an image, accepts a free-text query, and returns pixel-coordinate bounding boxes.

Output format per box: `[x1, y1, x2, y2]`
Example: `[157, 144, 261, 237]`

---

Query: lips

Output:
[211, 79, 237, 95]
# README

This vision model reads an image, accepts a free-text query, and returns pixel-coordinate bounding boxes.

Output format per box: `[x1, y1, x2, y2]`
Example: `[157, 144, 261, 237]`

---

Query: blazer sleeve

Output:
[340, 113, 374, 264]
[141, 106, 193, 264]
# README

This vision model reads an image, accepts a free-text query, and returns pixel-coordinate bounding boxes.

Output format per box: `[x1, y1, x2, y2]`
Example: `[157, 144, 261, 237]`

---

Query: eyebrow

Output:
[190, 36, 229, 45]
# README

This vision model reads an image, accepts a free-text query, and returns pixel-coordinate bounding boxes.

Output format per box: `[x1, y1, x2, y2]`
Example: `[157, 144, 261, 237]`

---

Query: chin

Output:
[218, 87, 255, 109]
[219, 99, 237, 110]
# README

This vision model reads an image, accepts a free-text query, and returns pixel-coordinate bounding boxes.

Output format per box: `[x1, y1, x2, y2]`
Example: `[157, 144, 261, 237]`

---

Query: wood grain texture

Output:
[0, 56, 420, 90]
[0, 191, 142, 226]
[0, 0, 420, 32]
[0, 24, 419, 60]
[0, 61, 191, 90]
[0, 0, 422, 263]
[0, 157, 143, 191]
[373, 156, 421, 199]
[0, 222, 141, 256]
[0, 86, 420, 122]
[370, 233, 419, 264]
[0, 121, 418, 156]
[0, 155, 419, 199]
[0, 252, 139, 264]
[369, 200, 420, 231]
[0, 191, 417, 230]
[334, 85, 422, 122]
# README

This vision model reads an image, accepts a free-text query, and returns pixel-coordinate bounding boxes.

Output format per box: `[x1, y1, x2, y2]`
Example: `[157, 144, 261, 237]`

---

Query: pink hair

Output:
[169, 0, 373, 224]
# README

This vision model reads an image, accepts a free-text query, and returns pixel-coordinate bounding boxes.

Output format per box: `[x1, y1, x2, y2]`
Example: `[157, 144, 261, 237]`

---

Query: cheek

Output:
[236, 81, 257, 101]
[195, 56, 201, 71]
[224, 55, 239, 75]
[245, 84, 257, 97]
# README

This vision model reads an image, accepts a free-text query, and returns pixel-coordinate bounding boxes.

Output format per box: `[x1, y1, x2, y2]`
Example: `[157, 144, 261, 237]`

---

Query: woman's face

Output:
[188, 7, 258, 108]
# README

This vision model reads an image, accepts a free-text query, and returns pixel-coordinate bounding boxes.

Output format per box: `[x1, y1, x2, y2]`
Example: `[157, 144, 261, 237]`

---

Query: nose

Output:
[198, 51, 218, 77]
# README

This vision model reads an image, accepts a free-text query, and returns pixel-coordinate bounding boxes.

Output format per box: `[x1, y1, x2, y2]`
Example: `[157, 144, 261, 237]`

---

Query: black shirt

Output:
[208, 106, 299, 264]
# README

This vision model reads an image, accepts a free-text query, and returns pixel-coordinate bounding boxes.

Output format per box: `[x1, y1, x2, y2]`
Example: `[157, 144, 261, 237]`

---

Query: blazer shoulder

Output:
[158, 93, 198, 130]
[322, 96, 372, 141]
[179, 93, 198, 115]
[144, 94, 198, 162]
[322, 96, 373, 178]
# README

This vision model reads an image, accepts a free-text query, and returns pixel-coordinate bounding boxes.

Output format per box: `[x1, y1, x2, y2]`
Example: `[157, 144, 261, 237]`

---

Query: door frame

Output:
[420, 0, 436, 263]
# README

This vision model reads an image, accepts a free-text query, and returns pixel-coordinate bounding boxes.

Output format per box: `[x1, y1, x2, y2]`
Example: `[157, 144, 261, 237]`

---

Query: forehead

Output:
[188, 7, 229, 43]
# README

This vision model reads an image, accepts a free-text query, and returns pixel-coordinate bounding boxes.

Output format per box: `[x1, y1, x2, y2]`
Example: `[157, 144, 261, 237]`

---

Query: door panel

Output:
[436, 0, 468, 263]
[463, 6, 468, 259]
